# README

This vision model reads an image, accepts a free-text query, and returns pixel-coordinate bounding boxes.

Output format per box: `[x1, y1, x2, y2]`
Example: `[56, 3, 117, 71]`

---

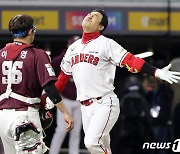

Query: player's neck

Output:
[82, 31, 100, 44]
[13, 38, 31, 44]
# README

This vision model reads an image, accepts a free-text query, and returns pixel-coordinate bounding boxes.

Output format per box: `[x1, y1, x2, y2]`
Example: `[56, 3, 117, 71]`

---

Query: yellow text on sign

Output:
[129, 12, 168, 31]
[2, 11, 59, 30]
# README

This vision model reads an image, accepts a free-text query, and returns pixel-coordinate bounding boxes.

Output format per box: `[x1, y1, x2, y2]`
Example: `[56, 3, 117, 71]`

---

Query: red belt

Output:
[81, 97, 102, 106]
[0, 107, 28, 111]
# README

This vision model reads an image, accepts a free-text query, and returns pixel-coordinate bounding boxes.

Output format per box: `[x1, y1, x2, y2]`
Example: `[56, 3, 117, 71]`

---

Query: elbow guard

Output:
[122, 53, 145, 73]
[44, 81, 62, 104]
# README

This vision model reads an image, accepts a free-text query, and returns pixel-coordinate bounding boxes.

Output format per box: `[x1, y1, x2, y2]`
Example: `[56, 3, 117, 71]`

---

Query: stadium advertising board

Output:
[1, 10, 59, 30]
[0, 6, 180, 35]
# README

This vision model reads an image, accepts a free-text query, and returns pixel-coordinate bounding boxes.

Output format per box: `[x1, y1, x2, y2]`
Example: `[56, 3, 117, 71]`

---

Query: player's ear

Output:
[98, 25, 104, 31]
[27, 29, 33, 36]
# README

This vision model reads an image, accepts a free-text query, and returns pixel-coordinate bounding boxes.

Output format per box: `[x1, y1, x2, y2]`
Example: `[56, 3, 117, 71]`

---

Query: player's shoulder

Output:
[31, 46, 44, 52]
[30, 46, 47, 55]
[98, 35, 114, 43]
[30, 46, 50, 58]
[98, 35, 111, 41]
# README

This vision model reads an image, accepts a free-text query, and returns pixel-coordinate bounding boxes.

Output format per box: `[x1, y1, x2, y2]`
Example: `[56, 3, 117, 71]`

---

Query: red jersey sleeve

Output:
[55, 71, 71, 93]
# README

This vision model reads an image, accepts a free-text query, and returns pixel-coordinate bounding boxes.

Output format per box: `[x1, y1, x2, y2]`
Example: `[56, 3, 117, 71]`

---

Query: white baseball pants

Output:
[81, 93, 120, 154]
[0, 107, 46, 154]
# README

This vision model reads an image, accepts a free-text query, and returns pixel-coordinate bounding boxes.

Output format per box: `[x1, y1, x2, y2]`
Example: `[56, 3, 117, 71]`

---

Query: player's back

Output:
[0, 43, 52, 109]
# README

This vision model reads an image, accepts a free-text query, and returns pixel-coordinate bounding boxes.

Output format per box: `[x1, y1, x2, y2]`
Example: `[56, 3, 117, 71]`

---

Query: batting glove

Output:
[155, 63, 180, 84]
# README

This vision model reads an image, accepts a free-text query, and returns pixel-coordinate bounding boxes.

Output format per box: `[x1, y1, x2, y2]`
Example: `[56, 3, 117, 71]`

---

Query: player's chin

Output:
[82, 22, 90, 29]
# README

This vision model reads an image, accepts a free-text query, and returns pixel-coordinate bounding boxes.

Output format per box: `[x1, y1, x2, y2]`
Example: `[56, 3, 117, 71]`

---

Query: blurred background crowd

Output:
[0, 0, 180, 154]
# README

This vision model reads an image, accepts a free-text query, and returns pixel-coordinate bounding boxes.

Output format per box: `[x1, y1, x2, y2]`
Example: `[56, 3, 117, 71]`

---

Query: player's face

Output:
[82, 11, 104, 33]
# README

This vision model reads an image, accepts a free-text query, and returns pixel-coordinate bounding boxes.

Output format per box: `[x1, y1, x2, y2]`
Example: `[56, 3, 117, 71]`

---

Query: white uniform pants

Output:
[0, 107, 45, 154]
[49, 97, 82, 154]
[81, 93, 120, 154]
[0, 137, 4, 154]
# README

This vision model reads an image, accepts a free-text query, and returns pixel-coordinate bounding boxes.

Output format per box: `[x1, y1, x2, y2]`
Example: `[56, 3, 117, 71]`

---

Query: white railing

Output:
[0, 0, 169, 1]
[0, 0, 170, 7]
[0, 0, 179, 8]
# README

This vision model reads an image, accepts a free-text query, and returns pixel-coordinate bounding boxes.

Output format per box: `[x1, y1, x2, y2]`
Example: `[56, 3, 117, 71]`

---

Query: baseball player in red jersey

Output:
[55, 9, 180, 154]
[0, 14, 73, 154]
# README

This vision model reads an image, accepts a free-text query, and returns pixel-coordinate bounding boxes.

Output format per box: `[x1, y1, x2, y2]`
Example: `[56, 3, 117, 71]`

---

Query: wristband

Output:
[141, 62, 157, 76]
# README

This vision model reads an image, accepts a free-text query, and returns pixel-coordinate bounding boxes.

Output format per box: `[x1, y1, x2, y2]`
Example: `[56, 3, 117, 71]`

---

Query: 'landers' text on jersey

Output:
[71, 53, 99, 66]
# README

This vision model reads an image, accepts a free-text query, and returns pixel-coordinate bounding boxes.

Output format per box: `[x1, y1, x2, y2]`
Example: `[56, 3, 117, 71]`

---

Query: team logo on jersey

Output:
[119, 48, 126, 54]
[20, 50, 28, 59]
[71, 53, 99, 66]
[45, 63, 56, 76]
[70, 46, 76, 51]
[1, 50, 7, 58]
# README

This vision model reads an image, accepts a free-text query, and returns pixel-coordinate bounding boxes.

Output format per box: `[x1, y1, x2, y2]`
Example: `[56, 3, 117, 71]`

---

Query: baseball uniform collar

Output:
[5, 43, 33, 60]
[82, 32, 100, 44]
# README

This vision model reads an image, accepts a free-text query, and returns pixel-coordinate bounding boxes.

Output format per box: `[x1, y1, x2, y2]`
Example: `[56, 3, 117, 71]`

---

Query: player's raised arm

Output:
[122, 52, 180, 84]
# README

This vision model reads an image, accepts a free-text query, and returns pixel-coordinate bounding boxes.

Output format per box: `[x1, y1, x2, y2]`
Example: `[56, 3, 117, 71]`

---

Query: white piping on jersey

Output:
[119, 52, 129, 67]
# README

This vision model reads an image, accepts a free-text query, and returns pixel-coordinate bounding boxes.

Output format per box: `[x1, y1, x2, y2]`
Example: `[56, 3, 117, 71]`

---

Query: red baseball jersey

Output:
[0, 43, 56, 109]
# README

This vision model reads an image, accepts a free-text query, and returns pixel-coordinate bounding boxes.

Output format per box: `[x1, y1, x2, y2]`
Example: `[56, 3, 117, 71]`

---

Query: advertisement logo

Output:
[66, 11, 121, 31]
[142, 139, 180, 152]
[1, 10, 59, 30]
[106, 11, 121, 31]
[129, 12, 168, 31]
[66, 11, 87, 30]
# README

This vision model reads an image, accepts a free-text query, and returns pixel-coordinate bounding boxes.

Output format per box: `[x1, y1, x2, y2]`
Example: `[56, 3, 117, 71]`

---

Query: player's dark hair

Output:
[9, 14, 34, 38]
[92, 9, 108, 34]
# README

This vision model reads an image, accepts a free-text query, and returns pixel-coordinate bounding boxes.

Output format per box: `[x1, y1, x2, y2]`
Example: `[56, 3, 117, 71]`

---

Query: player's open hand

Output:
[64, 113, 74, 132]
[155, 63, 180, 84]
[55, 101, 74, 132]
